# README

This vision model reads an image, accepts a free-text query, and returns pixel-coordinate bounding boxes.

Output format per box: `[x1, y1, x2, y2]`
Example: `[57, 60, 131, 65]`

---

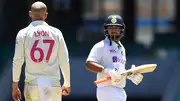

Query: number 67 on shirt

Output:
[30, 39, 54, 63]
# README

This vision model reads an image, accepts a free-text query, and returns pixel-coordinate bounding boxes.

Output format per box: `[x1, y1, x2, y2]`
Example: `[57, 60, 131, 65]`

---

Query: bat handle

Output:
[94, 77, 111, 85]
[94, 73, 131, 85]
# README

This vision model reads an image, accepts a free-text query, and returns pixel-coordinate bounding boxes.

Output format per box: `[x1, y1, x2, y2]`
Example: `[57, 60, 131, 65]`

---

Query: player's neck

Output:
[32, 18, 45, 21]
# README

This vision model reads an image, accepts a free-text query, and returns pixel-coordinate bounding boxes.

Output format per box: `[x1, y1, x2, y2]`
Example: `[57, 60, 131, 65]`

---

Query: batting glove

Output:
[127, 64, 143, 85]
[103, 68, 127, 85]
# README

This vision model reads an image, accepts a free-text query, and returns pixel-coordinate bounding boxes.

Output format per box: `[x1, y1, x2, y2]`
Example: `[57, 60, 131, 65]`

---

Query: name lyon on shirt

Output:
[34, 30, 49, 37]
[112, 56, 126, 64]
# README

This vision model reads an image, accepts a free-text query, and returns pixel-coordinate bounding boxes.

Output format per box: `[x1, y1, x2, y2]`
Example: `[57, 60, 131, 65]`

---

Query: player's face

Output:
[106, 26, 121, 35]
[105, 25, 124, 41]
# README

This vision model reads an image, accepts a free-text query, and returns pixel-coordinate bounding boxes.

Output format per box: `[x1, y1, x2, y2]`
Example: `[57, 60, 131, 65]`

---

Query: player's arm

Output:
[86, 61, 104, 73]
[85, 44, 104, 73]
[58, 31, 70, 87]
[13, 31, 25, 84]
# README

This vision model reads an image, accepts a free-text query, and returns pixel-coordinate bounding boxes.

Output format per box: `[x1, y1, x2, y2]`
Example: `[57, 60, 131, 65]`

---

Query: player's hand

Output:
[12, 82, 22, 101]
[127, 64, 143, 85]
[107, 68, 127, 85]
[62, 86, 71, 96]
[129, 73, 143, 85]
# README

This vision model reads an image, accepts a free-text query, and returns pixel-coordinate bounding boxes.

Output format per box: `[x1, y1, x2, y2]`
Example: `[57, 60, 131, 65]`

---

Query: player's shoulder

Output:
[119, 42, 126, 50]
[92, 40, 105, 50]
[48, 25, 65, 39]
[16, 26, 31, 37]
[19, 26, 30, 33]
[49, 26, 62, 35]
[119, 42, 126, 54]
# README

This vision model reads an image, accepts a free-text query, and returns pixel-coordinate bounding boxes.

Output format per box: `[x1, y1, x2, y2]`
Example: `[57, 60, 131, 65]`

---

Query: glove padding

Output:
[127, 65, 143, 85]
[104, 68, 127, 85]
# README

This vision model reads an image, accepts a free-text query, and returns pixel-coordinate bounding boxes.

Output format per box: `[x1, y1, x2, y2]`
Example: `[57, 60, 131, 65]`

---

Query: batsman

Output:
[85, 15, 143, 101]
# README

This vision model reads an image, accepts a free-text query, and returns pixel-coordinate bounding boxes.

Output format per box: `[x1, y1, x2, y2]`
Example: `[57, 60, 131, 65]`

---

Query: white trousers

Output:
[24, 79, 62, 101]
[97, 86, 127, 101]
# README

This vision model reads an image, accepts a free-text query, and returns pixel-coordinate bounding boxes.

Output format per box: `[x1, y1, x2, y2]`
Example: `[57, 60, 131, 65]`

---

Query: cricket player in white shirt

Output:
[85, 15, 143, 101]
[12, 1, 70, 101]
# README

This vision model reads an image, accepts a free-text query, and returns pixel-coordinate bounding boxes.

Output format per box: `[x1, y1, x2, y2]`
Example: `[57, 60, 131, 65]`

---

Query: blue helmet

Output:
[104, 15, 125, 41]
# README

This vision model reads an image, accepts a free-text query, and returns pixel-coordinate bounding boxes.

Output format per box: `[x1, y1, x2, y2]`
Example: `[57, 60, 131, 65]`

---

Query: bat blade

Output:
[94, 64, 157, 85]
[123, 64, 157, 74]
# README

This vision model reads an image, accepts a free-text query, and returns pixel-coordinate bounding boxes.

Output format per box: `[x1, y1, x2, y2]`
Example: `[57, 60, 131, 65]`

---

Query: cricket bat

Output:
[94, 64, 157, 85]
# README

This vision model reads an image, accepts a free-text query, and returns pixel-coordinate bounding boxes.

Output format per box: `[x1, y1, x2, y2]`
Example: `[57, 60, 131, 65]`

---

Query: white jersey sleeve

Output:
[13, 30, 25, 82]
[86, 42, 103, 65]
[57, 29, 70, 87]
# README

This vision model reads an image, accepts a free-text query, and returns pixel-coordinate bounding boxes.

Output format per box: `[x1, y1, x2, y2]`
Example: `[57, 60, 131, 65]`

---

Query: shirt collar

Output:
[104, 37, 122, 48]
[30, 20, 48, 26]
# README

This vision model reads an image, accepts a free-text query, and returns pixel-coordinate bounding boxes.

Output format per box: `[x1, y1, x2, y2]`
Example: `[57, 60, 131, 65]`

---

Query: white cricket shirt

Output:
[13, 21, 70, 86]
[87, 37, 127, 88]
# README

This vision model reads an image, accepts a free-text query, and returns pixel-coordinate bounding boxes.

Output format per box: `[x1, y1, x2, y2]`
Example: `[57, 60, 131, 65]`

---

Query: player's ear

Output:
[43, 12, 48, 20]
[29, 11, 32, 18]
[45, 12, 48, 19]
